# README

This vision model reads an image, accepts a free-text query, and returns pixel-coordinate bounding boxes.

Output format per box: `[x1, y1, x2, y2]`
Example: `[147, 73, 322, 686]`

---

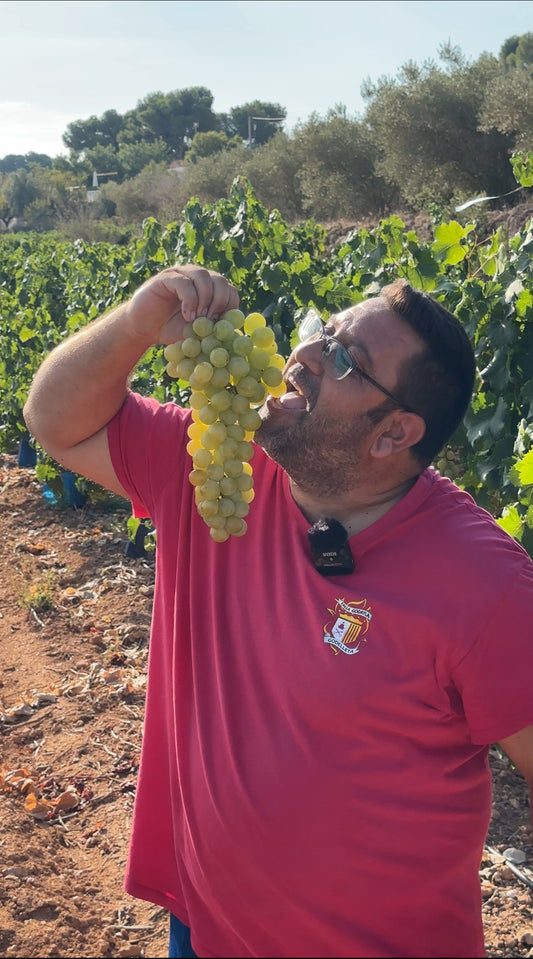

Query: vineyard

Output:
[2, 171, 533, 956]
[3, 168, 533, 553]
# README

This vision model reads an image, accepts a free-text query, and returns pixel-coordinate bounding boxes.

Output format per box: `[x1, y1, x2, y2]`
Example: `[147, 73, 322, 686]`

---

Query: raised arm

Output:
[23, 264, 239, 497]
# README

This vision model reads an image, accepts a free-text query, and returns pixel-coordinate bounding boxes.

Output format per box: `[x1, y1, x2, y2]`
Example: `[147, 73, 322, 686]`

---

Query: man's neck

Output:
[290, 471, 420, 536]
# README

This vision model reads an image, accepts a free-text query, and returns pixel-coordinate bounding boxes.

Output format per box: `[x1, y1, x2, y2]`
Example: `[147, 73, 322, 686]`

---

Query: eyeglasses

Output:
[298, 309, 417, 415]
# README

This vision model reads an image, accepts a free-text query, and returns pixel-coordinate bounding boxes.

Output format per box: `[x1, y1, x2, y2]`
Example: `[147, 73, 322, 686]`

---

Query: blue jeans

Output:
[169, 912, 198, 958]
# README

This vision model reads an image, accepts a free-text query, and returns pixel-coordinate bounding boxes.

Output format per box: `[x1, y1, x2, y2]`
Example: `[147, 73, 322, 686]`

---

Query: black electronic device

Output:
[307, 518, 355, 576]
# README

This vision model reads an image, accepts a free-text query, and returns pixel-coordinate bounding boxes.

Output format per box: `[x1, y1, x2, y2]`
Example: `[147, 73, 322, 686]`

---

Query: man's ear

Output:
[370, 412, 426, 458]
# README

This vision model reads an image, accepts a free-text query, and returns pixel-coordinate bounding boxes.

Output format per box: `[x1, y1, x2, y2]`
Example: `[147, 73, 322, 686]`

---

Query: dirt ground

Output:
[1, 451, 532, 959]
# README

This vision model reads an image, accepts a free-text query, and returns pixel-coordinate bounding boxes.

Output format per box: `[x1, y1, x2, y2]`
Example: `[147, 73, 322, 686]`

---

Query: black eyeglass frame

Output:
[298, 311, 419, 416]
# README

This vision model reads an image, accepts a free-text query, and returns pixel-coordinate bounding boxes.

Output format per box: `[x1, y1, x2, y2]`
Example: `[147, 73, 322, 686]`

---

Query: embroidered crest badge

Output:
[324, 597, 372, 655]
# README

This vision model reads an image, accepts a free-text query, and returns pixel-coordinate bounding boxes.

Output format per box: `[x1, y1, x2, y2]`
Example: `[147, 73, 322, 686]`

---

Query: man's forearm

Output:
[24, 265, 240, 469]
[23, 302, 154, 454]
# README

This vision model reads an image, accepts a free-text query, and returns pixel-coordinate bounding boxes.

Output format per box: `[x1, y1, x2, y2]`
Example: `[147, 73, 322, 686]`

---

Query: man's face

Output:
[255, 297, 423, 496]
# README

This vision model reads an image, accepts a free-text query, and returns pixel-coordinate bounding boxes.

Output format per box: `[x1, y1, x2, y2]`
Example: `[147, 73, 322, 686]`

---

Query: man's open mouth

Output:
[275, 372, 309, 410]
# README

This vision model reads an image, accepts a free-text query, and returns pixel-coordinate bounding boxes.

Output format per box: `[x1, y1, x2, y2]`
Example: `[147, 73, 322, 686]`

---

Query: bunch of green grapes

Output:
[435, 445, 465, 481]
[164, 308, 286, 542]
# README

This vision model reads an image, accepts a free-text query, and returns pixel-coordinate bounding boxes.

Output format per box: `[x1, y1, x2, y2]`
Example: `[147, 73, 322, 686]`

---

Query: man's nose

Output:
[292, 336, 325, 374]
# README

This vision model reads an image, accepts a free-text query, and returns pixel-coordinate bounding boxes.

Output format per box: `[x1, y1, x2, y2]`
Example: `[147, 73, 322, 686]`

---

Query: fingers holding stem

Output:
[163, 265, 239, 323]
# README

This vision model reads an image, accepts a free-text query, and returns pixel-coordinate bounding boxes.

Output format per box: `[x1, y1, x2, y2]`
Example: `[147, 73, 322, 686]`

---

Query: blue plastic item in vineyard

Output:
[61, 471, 86, 508]
[18, 437, 37, 468]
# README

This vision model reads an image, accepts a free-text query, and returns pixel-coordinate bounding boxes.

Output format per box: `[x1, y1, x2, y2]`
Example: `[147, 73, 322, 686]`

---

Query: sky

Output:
[1, 0, 533, 159]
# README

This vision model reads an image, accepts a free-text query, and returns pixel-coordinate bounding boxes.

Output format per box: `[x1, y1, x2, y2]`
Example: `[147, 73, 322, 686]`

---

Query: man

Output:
[23, 264, 533, 959]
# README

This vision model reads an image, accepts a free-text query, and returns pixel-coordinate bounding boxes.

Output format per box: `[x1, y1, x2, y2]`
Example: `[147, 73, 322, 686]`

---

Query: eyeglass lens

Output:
[297, 311, 353, 382]
[322, 338, 353, 379]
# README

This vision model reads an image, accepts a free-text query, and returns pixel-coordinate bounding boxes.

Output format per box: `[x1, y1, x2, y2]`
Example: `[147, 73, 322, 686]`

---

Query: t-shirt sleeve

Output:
[453, 557, 533, 745]
[107, 390, 189, 520]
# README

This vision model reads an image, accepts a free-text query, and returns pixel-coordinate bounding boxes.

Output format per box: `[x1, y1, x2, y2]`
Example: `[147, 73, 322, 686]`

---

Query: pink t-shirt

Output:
[108, 391, 533, 959]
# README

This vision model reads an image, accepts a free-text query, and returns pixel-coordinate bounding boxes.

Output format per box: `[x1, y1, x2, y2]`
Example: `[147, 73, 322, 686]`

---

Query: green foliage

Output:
[3, 174, 533, 558]
[123, 87, 219, 160]
[0, 165, 89, 231]
[4, 33, 533, 227]
[63, 109, 125, 153]
[292, 110, 388, 219]
[362, 47, 513, 209]
[222, 101, 286, 145]
[511, 151, 533, 187]
[186, 131, 242, 164]
[101, 162, 181, 227]
[500, 32, 533, 69]
[166, 177, 343, 355]
[240, 132, 304, 222]
[478, 66, 533, 152]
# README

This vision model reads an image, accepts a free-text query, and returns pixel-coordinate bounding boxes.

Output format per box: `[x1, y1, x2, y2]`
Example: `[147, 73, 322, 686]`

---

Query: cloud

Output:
[0, 102, 72, 158]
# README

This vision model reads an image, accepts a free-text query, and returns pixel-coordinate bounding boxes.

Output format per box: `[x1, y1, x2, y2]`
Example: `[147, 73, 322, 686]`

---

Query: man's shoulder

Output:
[422, 467, 532, 571]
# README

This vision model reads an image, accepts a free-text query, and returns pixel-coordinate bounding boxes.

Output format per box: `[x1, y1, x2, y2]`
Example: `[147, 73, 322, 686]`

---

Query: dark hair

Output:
[379, 280, 476, 466]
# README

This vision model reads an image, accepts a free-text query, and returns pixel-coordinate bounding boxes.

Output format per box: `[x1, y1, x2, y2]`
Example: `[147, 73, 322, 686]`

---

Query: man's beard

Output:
[255, 403, 380, 498]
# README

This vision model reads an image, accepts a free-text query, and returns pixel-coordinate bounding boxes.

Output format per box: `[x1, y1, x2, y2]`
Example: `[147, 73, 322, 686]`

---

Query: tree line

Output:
[1, 32, 533, 239]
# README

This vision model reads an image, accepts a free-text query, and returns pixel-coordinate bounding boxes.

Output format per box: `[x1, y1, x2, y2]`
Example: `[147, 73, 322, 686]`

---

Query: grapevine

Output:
[164, 309, 286, 542]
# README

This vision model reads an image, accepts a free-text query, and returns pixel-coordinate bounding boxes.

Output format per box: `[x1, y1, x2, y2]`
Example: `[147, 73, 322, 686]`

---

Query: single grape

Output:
[188, 421, 207, 442]
[268, 354, 286, 370]
[237, 441, 254, 462]
[232, 335, 253, 357]
[251, 326, 276, 349]
[210, 390, 232, 413]
[197, 404, 218, 425]
[220, 476, 237, 495]
[189, 391, 207, 410]
[189, 469, 208, 487]
[206, 462, 225, 481]
[236, 375, 260, 398]
[198, 500, 219, 520]
[164, 342, 185, 365]
[238, 409, 262, 432]
[176, 358, 196, 380]
[210, 527, 230, 543]
[206, 513, 227, 530]
[213, 318, 235, 341]
[219, 497, 236, 517]
[210, 347, 230, 368]
[261, 366, 283, 388]
[186, 439, 200, 457]
[231, 393, 249, 415]
[267, 380, 287, 398]
[219, 408, 238, 426]
[228, 356, 250, 380]
[189, 362, 214, 388]
[201, 422, 227, 449]
[192, 448, 213, 470]
[210, 367, 231, 389]
[248, 348, 271, 371]
[222, 308, 246, 330]
[198, 478, 220, 500]
[182, 337, 202, 358]
[217, 438, 239, 460]
[200, 334, 222, 355]
[224, 515, 247, 536]
[226, 423, 245, 441]
[244, 312, 266, 334]
[236, 472, 253, 491]
[224, 459, 244, 477]
[193, 316, 214, 337]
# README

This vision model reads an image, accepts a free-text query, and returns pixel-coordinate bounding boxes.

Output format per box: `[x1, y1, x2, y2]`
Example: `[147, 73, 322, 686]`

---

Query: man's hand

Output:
[126, 264, 240, 349]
